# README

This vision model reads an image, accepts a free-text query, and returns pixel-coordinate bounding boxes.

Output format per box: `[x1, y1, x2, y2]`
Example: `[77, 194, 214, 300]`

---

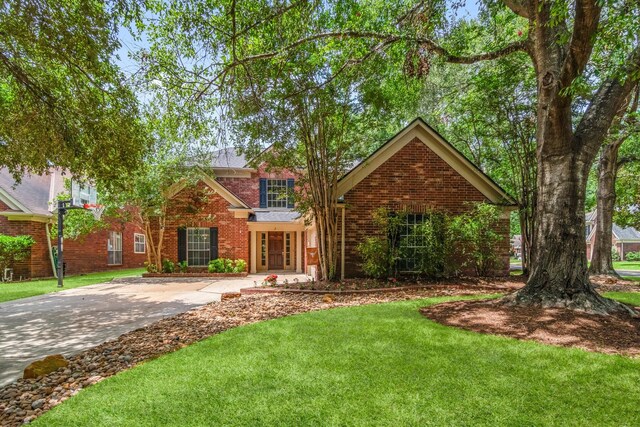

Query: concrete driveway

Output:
[0, 274, 298, 387]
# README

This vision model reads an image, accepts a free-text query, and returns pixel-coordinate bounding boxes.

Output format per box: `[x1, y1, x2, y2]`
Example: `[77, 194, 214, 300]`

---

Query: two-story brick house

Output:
[162, 118, 515, 278]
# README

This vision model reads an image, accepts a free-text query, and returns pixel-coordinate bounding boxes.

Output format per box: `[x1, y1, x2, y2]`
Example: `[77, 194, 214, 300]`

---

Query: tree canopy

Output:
[0, 0, 147, 188]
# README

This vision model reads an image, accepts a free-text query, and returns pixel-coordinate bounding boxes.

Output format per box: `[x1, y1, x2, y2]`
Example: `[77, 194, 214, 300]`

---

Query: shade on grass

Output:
[36, 295, 640, 426]
[0, 268, 144, 303]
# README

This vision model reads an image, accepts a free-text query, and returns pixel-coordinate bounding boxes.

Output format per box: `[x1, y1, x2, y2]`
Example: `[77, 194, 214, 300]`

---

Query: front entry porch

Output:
[248, 223, 306, 274]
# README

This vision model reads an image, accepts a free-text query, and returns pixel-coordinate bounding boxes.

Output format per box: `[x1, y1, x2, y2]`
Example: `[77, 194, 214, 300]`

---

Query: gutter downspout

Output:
[46, 221, 57, 278]
[341, 205, 345, 281]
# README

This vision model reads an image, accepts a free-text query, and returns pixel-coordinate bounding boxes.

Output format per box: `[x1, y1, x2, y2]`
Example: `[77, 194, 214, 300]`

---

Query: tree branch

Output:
[503, 0, 532, 18]
[561, 0, 602, 84]
[574, 45, 640, 154]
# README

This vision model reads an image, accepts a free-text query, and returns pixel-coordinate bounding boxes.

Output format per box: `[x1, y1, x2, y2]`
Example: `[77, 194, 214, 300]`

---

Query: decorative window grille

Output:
[285, 233, 291, 266]
[108, 231, 123, 265]
[260, 233, 267, 266]
[187, 228, 210, 266]
[267, 179, 288, 208]
[134, 233, 146, 253]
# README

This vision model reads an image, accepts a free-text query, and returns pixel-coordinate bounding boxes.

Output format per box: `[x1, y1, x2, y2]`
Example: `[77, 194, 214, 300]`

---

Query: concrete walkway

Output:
[0, 273, 307, 386]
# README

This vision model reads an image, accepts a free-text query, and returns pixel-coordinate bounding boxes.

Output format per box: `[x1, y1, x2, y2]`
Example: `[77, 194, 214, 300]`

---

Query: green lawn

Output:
[614, 261, 640, 271]
[36, 294, 640, 426]
[0, 268, 144, 303]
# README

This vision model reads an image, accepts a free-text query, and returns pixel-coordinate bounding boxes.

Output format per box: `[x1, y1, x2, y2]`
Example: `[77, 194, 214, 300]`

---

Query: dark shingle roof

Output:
[249, 210, 300, 222]
[210, 148, 248, 169]
[613, 224, 640, 240]
[0, 168, 65, 215]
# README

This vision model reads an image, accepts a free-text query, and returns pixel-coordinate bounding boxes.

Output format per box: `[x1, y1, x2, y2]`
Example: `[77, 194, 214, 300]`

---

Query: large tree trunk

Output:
[509, 150, 627, 313]
[589, 142, 622, 276]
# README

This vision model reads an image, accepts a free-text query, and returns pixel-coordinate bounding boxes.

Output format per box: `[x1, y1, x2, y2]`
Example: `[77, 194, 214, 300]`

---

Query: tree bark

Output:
[589, 141, 623, 276]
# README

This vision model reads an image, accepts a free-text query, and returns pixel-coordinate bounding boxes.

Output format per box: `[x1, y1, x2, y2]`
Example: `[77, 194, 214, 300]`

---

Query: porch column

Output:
[296, 230, 303, 273]
[250, 230, 257, 273]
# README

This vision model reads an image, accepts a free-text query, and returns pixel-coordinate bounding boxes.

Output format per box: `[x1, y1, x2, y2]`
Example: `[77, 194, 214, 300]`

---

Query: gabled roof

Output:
[613, 223, 640, 241]
[585, 210, 640, 242]
[337, 118, 516, 205]
[165, 169, 251, 209]
[0, 168, 66, 216]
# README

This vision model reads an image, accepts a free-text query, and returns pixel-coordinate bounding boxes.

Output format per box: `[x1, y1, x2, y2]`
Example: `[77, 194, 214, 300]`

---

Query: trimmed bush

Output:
[162, 259, 175, 273]
[0, 234, 35, 275]
[624, 251, 640, 262]
[612, 247, 621, 262]
[208, 258, 247, 273]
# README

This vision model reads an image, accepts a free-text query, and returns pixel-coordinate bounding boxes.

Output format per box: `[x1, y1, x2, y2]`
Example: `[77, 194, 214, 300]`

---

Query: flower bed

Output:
[142, 272, 248, 278]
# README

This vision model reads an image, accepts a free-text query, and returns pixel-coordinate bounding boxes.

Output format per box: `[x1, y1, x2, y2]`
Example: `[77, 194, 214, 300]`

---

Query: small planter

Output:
[142, 272, 248, 278]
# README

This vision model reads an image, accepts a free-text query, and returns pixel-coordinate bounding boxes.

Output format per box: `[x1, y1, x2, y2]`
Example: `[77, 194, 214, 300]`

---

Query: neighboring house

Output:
[0, 168, 146, 279]
[585, 210, 640, 261]
[510, 235, 522, 259]
[160, 118, 514, 278]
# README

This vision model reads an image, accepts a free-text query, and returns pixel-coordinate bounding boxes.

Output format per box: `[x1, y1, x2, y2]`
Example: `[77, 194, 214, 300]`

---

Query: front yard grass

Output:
[0, 268, 145, 303]
[36, 294, 640, 426]
[614, 261, 640, 271]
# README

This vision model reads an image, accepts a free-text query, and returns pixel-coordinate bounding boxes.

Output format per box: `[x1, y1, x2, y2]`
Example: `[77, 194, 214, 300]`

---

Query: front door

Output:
[268, 232, 284, 270]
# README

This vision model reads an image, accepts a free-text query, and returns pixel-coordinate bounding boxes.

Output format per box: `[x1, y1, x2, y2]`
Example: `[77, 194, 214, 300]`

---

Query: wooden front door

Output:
[268, 232, 284, 270]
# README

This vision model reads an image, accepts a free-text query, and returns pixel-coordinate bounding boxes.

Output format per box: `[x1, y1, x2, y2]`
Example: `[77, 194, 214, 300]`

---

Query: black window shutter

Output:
[210, 227, 219, 260]
[177, 228, 187, 263]
[259, 178, 267, 208]
[287, 178, 295, 208]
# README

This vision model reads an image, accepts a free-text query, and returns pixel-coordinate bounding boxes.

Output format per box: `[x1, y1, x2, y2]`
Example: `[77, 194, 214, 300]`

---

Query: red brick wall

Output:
[0, 200, 145, 279]
[60, 222, 146, 276]
[159, 181, 249, 266]
[340, 137, 510, 277]
[218, 164, 299, 208]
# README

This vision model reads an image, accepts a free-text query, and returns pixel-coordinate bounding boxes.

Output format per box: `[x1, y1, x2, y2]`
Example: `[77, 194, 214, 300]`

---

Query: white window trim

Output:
[187, 227, 210, 267]
[134, 233, 146, 254]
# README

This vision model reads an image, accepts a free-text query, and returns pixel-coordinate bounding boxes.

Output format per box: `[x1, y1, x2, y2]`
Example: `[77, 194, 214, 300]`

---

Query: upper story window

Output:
[260, 178, 294, 209]
[267, 179, 288, 208]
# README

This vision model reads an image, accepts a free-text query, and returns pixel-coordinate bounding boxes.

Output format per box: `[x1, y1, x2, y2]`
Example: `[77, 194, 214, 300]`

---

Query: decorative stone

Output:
[30, 399, 44, 410]
[23, 355, 69, 380]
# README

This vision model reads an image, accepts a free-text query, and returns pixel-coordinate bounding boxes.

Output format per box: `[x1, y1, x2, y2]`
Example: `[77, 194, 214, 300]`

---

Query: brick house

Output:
[0, 169, 146, 279]
[162, 118, 514, 278]
[585, 210, 640, 261]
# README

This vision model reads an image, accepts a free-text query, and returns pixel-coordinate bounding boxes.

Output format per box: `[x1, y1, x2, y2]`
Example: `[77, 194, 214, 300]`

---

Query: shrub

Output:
[611, 247, 621, 262]
[449, 203, 503, 276]
[144, 261, 157, 273]
[208, 258, 225, 273]
[233, 259, 247, 273]
[356, 237, 390, 279]
[178, 260, 188, 273]
[0, 234, 35, 274]
[162, 259, 175, 273]
[408, 214, 456, 278]
[624, 251, 640, 262]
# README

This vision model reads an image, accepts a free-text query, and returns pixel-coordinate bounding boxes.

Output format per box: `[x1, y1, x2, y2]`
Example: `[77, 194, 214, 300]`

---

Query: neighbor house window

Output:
[187, 227, 210, 266]
[267, 179, 288, 208]
[108, 231, 123, 265]
[134, 233, 146, 254]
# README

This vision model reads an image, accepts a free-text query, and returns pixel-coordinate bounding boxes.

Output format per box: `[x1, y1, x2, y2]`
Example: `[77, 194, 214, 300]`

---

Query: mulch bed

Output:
[421, 298, 640, 357]
[590, 274, 640, 292]
[0, 285, 502, 427]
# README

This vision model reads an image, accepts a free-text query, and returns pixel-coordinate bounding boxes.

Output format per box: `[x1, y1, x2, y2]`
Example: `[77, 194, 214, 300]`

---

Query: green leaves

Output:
[0, 0, 148, 190]
[0, 234, 35, 272]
